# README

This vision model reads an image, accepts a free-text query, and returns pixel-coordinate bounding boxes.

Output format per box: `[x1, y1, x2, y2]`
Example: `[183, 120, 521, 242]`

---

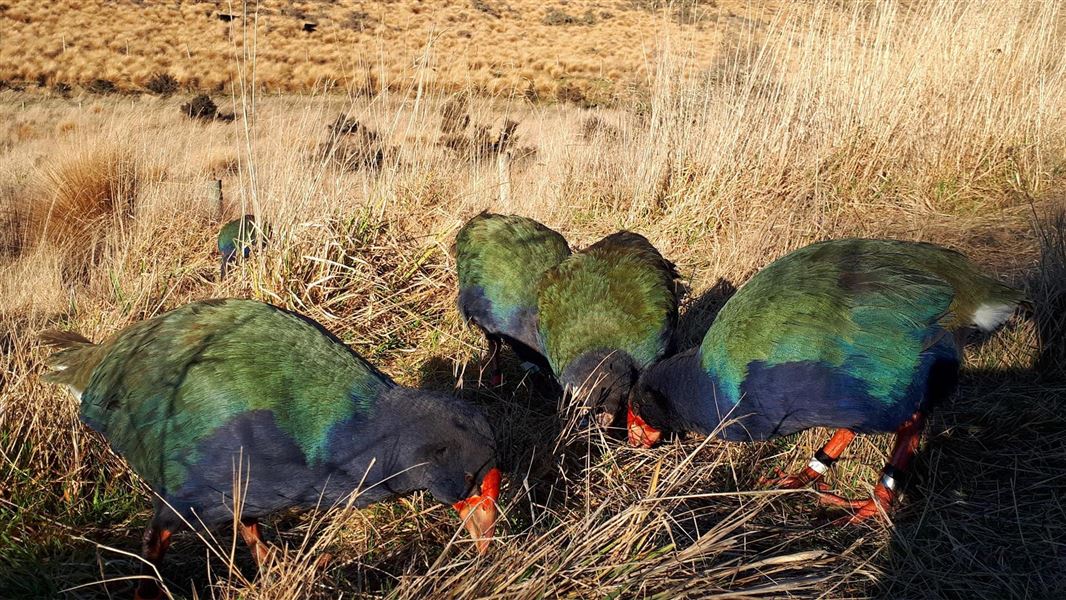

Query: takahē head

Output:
[364, 387, 500, 552]
[563, 350, 639, 428]
[626, 380, 671, 448]
[218, 215, 258, 278]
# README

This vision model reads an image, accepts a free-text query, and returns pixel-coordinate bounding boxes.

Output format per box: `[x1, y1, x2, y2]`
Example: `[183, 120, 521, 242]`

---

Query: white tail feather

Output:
[972, 302, 1016, 332]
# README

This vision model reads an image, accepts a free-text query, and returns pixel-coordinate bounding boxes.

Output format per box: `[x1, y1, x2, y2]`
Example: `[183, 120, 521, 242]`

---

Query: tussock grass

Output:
[0, 0, 762, 102]
[20, 142, 145, 274]
[1, 0, 1065, 598]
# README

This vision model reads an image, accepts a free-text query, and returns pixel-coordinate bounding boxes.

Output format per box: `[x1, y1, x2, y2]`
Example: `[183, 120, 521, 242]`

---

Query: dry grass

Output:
[21, 143, 147, 272]
[1, 0, 1065, 598]
[0, 0, 766, 103]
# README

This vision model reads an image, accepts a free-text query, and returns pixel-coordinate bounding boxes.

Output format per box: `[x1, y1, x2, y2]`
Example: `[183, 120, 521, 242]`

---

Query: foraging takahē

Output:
[627, 239, 1027, 522]
[456, 212, 571, 385]
[41, 299, 500, 600]
[217, 215, 259, 278]
[538, 231, 680, 426]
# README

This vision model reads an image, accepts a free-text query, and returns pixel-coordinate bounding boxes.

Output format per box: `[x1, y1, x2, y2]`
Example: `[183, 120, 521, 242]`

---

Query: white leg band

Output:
[807, 457, 830, 475]
[880, 473, 897, 491]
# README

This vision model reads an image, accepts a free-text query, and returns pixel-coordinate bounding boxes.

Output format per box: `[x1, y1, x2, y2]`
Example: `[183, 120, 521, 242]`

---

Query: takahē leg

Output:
[238, 518, 272, 568]
[483, 335, 503, 387]
[761, 429, 857, 489]
[134, 524, 172, 600]
[818, 411, 926, 523]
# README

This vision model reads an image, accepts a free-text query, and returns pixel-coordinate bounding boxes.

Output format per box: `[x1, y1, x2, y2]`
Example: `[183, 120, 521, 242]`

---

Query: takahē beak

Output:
[453, 467, 501, 554]
[627, 405, 661, 448]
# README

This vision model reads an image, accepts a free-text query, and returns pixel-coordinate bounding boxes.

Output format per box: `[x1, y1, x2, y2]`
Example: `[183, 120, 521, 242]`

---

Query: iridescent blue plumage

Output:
[218, 215, 259, 278]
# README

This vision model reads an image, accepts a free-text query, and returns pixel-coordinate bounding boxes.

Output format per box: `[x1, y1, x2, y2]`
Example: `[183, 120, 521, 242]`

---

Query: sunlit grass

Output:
[0, 0, 1064, 598]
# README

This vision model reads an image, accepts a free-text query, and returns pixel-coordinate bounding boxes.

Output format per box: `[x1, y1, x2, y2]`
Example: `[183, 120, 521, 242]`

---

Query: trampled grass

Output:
[1, 1, 1065, 598]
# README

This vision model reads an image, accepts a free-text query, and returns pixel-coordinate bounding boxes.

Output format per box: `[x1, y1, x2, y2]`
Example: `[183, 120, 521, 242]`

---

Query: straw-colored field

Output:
[0, 0, 767, 103]
[2, 1, 1065, 598]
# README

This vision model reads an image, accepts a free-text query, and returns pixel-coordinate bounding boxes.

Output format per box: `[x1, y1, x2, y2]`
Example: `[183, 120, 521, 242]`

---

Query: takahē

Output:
[456, 212, 571, 385]
[626, 239, 1027, 522]
[537, 231, 681, 426]
[217, 215, 259, 278]
[41, 299, 500, 599]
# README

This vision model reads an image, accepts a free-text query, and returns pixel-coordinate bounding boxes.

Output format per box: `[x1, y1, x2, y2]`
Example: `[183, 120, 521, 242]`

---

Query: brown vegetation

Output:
[21, 143, 143, 273]
[0, 0, 764, 102]
[1, 1, 1065, 598]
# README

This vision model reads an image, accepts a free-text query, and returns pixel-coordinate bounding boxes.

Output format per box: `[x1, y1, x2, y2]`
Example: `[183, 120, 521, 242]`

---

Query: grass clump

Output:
[340, 10, 374, 31]
[144, 72, 179, 96]
[0, 1, 1064, 598]
[181, 94, 233, 121]
[21, 144, 141, 270]
[1033, 208, 1066, 378]
[471, 0, 502, 19]
[582, 115, 622, 142]
[51, 81, 71, 97]
[182, 94, 218, 120]
[318, 115, 390, 172]
[438, 97, 533, 162]
[86, 78, 116, 94]
[541, 8, 574, 26]
[440, 93, 472, 135]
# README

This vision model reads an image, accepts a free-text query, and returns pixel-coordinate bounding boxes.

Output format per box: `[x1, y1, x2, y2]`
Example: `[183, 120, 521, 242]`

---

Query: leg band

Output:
[880, 466, 901, 491]
[808, 449, 838, 475]
[808, 456, 831, 475]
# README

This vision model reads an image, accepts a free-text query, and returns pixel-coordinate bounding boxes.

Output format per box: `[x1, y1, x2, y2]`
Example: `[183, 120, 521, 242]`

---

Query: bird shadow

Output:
[873, 216, 1066, 599]
[874, 366, 1066, 599]
[675, 277, 737, 350]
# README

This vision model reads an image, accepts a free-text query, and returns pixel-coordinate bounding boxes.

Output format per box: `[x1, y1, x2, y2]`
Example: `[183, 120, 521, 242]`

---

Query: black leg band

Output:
[880, 465, 902, 491]
[814, 449, 838, 466]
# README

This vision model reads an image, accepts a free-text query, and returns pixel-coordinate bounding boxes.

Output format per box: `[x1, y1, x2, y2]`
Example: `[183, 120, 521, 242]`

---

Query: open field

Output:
[0, 0, 772, 104]
[2, 0, 1066, 598]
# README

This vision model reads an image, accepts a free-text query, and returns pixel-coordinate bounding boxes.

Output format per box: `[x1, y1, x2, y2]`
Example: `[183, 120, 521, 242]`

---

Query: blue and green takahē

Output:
[538, 231, 681, 426]
[456, 212, 571, 385]
[627, 239, 1028, 522]
[41, 299, 500, 599]
[217, 215, 259, 279]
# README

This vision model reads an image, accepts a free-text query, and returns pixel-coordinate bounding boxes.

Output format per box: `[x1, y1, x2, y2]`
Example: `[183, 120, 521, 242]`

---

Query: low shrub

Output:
[145, 73, 179, 96]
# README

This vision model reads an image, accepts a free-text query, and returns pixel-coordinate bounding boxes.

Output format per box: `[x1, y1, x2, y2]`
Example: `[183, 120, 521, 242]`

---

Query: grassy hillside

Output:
[0, 0, 768, 103]
[1, 0, 1065, 598]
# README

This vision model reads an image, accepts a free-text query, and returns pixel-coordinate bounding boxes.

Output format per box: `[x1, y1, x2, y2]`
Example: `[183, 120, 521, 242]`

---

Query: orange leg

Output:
[818, 412, 926, 524]
[760, 429, 857, 489]
[134, 525, 172, 600]
[238, 519, 272, 568]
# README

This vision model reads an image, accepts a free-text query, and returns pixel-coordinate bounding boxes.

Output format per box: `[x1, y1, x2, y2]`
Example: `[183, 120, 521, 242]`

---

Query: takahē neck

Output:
[640, 347, 731, 435]
[506, 305, 544, 358]
[312, 387, 427, 508]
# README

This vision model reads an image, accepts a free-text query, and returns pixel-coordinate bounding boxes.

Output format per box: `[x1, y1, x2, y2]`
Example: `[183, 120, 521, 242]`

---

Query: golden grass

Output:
[0, 0, 766, 103]
[23, 143, 144, 270]
[1, 0, 1065, 598]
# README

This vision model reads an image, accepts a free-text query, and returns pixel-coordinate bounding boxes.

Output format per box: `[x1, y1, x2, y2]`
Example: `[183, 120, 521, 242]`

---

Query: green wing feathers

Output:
[701, 238, 1026, 404]
[455, 212, 571, 324]
[41, 299, 394, 493]
[537, 231, 680, 374]
[217, 215, 258, 254]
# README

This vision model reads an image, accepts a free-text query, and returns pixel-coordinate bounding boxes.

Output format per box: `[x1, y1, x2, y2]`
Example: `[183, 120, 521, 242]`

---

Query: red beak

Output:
[627, 405, 661, 448]
[452, 467, 500, 554]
